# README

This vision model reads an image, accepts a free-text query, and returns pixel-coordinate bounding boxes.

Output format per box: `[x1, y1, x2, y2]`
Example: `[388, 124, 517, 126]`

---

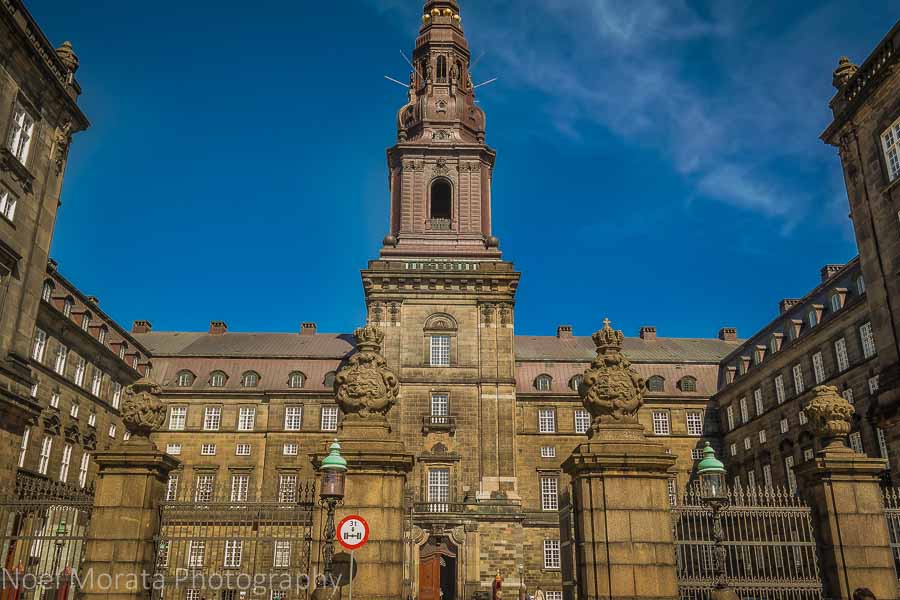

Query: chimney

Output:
[779, 298, 801, 314]
[820, 264, 844, 282]
[639, 326, 657, 340]
[718, 327, 738, 341]
[301, 322, 317, 336]
[132, 320, 152, 334]
[556, 325, 573, 338]
[87, 295, 99, 305]
[209, 320, 228, 335]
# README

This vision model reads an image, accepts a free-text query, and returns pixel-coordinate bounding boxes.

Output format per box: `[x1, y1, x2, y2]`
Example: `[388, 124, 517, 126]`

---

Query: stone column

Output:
[562, 319, 678, 600]
[317, 324, 414, 600]
[796, 385, 899, 600]
[79, 378, 179, 600]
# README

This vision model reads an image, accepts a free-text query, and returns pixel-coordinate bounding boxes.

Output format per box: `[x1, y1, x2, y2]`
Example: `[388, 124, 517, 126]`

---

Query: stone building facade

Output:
[3, 1, 900, 599]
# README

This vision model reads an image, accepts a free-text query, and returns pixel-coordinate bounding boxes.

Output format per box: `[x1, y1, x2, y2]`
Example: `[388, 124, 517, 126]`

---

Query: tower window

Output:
[430, 179, 452, 221]
[436, 56, 447, 82]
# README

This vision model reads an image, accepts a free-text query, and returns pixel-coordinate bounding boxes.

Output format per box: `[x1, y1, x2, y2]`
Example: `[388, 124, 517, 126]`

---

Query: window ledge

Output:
[0, 148, 34, 192]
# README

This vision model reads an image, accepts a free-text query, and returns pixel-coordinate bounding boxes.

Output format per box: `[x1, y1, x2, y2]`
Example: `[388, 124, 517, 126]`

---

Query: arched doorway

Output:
[419, 536, 457, 600]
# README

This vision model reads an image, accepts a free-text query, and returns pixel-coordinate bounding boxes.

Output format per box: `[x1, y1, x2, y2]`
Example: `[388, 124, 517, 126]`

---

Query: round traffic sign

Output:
[337, 515, 369, 550]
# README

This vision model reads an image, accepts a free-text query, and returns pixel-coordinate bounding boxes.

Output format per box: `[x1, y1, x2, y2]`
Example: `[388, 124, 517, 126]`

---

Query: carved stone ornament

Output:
[54, 121, 72, 174]
[832, 56, 858, 90]
[803, 385, 855, 448]
[121, 377, 167, 440]
[579, 318, 645, 433]
[334, 324, 400, 419]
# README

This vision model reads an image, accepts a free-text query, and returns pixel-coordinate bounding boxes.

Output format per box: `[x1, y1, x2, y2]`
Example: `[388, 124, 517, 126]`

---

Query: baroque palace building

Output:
[3, 0, 900, 598]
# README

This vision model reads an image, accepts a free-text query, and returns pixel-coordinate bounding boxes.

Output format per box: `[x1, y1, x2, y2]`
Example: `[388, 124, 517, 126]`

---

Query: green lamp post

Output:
[695, 443, 737, 600]
[319, 440, 347, 587]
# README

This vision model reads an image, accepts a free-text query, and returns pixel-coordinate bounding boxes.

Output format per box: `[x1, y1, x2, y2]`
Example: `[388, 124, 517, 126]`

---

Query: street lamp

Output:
[319, 440, 347, 588]
[696, 443, 737, 600]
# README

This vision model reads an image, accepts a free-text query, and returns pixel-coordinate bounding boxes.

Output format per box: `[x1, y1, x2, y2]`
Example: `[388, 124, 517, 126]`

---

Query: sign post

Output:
[337, 515, 370, 600]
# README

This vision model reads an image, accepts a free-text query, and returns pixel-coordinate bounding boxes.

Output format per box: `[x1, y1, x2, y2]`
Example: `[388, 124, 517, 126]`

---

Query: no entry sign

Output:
[337, 515, 369, 550]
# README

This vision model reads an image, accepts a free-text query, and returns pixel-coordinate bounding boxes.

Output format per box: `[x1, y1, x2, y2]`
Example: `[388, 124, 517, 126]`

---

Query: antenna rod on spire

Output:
[400, 50, 422, 79]
[473, 77, 498, 89]
[384, 75, 409, 88]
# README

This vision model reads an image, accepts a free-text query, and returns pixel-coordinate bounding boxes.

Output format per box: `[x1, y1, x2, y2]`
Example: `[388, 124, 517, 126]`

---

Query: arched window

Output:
[288, 372, 305, 389]
[436, 55, 447, 81]
[430, 179, 452, 220]
[41, 279, 54, 302]
[209, 371, 227, 387]
[569, 375, 583, 393]
[81, 312, 92, 332]
[323, 371, 336, 388]
[857, 275, 866, 295]
[63, 296, 74, 318]
[241, 371, 260, 388]
[176, 370, 195, 388]
[679, 376, 697, 393]
[647, 376, 665, 392]
[98, 326, 108, 345]
[118, 342, 127, 359]
[535, 374, 552, 391]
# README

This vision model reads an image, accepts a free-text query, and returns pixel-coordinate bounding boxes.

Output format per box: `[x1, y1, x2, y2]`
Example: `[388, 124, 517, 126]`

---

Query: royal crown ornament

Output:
[579, 318, 645, 434]
[121, 377, 167, 441]
[334, 324, 399, 419]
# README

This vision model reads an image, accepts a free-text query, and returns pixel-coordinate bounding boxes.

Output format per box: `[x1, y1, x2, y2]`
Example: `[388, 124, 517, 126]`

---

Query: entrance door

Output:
[419, 555, 441, 600]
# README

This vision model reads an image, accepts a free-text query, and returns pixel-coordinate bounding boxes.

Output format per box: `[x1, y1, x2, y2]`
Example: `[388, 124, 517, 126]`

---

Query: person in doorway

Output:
[534, 587, 545, 600]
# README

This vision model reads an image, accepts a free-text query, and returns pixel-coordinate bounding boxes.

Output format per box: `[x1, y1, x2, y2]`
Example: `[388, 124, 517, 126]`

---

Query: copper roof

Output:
[514, 335, 740, 363]
[133, 332, 355, 358]
[516, 361, 721, 396]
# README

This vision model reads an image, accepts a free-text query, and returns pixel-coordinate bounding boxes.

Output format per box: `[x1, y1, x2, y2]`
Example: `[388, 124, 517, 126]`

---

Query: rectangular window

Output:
[166, 443, 182, 456]
[835, 338, 850, 372]
[321, 406, 339, 431]
[203, 406, 221, 431]
[881, 115, 900, 182]
[236, 443, 251, 456]
[743, 437, 751, 451]
[91, 368, 103, 396]
[32, 329, 47, 362]
[283, 443, 298, 456]
[686, 411, 704, 436]
[188, 541, 206, 568]
[780, 418, 789, 434]
[726, 406, 735, 431]
[546, 593, 563, 600]
[762, 464, 773, 488]
[667, 479, 678, 506]
[538, 408, 556, 433]
[166, 474, 179, 501]
[429, 335, 451, 367]
[759, 429, 767, 444]
[747, 470, 756, 489]
[108, 424, 117, 439]
[427, 468, 450, 504]
[231, 475, 249, 502]
[804, 448, 815, 461]
[70, 403, 79, 419]
[59, 444, 72, 482]
[7, 102, 36, 163]
[238, 407, 256, 431]
[799, 410, 808, 426]
[792, 364, 805, 395]
[775, 375, 786, 404]
[652, 411, 670, 436]
[812, 352, 826, 384]
[50, 391, 59, 408]
[38, 436, 52, 475]
[54, 345, 68, 374]
[169, 407, 187, 430]
[111, 382, 122, 409]
[574, 409, 590, 434]
[200, 444, 216, 456]
[78, 452, 90, 488]
[273, 541, 291, 568]
[543, 540, 561, 570]
[730, 443, 737, 457]
[753, 389, 764, 416]
[540, 446, 556, 458]
[278, 475, 297, 503]
[691, 448, 703, 460]
[73, 357, 86, 387]
[540, 477, 558, 511]
[842, 388, 855, 405]
[785, 456, 797, 494]
[0, 188, 16, 222]
[878, 428, 891, 466]
[284, 406, 303, 431]
[18, 428, 29, 468]
[860, 322, 877, 359]
[870, 375, 880, 395]
[195, 474, 215, 502]
[431, 393, 449, 417]
[849, 432, 864, 454]
[739, 397, 749, 424]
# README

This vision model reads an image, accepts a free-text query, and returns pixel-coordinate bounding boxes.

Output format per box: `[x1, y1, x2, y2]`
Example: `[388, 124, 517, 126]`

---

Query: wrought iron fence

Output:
[882, 487, 900, 579]
[153, 480, 318, 600]
[672, 485, 823, 600]
[0, 472, 94, 600]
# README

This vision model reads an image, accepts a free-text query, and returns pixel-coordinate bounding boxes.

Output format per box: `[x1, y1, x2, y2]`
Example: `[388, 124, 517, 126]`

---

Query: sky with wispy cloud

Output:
[28, 0, 898, 340]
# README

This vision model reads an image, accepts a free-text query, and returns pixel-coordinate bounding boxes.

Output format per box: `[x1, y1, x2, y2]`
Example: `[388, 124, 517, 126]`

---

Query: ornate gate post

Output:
[315, 325, 414, 600]
[79, 378, 179, 600]
[562, 319, 678, 600]
[795, 386, 899, 600]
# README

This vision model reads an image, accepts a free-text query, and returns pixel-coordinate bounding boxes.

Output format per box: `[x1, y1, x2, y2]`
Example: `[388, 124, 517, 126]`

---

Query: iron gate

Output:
[153, 479, 318, 600]
[882, 487, 900, 579]
[0, 473, 94, 600]
[672, 485, 823, 600]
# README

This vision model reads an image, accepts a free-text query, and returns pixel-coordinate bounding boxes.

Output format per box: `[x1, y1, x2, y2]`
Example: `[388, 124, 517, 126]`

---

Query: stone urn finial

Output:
[579, 318, 645, 435]
[334, 325, 399, 426]
[832, 56, 858, 90]
[121, 377, 167, 447]
[804, 385, 855, 449]
[55, 41, 79, 74]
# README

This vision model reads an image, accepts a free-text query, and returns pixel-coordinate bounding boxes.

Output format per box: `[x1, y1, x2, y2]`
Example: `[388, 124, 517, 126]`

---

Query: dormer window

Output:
[288, 372, 305, 389]
[81, 312, 92, 332]
[41, 279, 54, 302]
[324, 371, 336, 388]
[807, 310, 817, 329]
[98, 326, 108, 345]
[63, 297, 74, 318]
[569, 375, 583, 393]
[857, 275, 866, 295]
[210, 371, 226, 388]
[535, 375, 552, 391]
[647, 376, 665, 392]
[882, 115, 900, 182]
[241, 371, 260, 388]
[118, 343, 127, 359]
[678, 377, 697, 393]
[830, 295, 841, 313]
[176, 370, 195, 388]
[430, 179, 452, 222]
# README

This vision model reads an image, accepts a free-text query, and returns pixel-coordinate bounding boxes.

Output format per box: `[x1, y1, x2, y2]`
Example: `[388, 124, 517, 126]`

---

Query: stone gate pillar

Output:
[79, 378, 179, 600]
[796, 385, 899, 600]
[562, 319, 678, 600]
[319, 324, 414, 600]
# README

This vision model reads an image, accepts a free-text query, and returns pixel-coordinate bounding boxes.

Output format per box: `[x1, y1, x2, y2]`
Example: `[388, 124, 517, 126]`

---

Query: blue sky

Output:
[27, 0, 898, 339]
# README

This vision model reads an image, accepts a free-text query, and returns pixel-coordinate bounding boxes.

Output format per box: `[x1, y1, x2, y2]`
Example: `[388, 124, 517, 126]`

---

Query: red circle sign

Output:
[337, 515, 369, 550]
